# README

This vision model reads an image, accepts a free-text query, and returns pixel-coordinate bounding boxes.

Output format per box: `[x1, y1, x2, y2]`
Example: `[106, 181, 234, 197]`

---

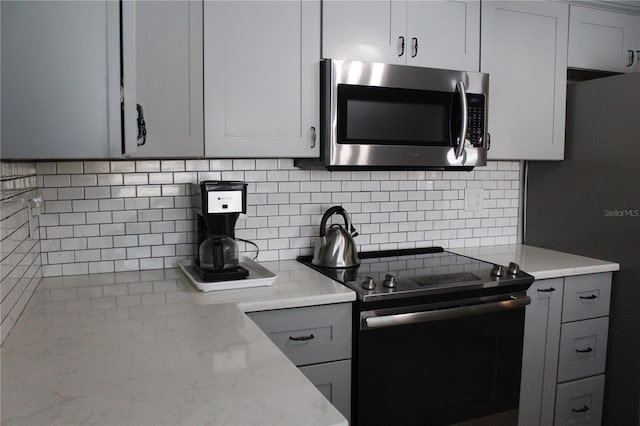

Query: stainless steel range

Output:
[298, 247, 534, 426]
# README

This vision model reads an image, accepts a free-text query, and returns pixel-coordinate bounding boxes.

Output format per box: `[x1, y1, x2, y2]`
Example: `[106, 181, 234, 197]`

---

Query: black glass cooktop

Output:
[297, 247, 534, 303]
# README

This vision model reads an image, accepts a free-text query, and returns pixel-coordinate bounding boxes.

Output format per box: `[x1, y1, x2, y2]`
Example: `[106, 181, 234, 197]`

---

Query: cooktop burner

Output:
[297, 247, 534, 303]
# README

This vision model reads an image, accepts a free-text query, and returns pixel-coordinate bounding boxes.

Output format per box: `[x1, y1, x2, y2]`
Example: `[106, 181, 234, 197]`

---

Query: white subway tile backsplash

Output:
[35, 160, 521, 277]
[114, 235, 139, 248]
[47, 226, 74, 239]
[111, 161, 136, 173]
[71, 174, 97, 187]
[111, 186, 137, 198]
[126, 222, 151, 235]
[76, 249, 101, 262]
[72, 200, 99, 212]
[99, 223, 125, 236]
[161, 160, 185, 172]
[85, 187, 111, 199]
[98, 174, 123, 186]
[135, 161, 161, 173]
[86, 211, 112, 224]
[59, 213, 86, 226]
[83, 161, 110, 174]
[127, 246, 151, 259]
[139, 234, 164, 246]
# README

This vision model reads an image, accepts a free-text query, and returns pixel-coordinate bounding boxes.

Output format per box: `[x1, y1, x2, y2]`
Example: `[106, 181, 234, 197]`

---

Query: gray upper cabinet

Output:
[568, 5, 640, 74]
[122, 1, 204, 158]
[1, 1, 121, 159]
[203, 1, 320, 158]
[322, 0, 480, 72]
[481, 1, 568, 160]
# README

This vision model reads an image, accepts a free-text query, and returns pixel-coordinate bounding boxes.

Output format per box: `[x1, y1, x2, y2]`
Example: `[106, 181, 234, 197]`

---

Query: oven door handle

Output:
[362, 295, 531, 330]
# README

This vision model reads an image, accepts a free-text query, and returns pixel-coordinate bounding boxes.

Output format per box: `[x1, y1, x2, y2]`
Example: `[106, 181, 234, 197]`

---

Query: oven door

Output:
[354, 293, 530, 426]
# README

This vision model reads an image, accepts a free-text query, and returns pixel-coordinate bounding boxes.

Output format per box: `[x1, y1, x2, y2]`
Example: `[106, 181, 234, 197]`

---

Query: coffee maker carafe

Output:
[192, 181, 249, 282]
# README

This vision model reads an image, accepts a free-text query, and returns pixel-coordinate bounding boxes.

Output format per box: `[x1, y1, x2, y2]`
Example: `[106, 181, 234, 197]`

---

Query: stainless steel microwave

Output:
[295, 59, 489, 171]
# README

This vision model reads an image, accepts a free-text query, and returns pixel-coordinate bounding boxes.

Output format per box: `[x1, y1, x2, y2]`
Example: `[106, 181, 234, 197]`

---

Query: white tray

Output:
[178, 257, 277, 292]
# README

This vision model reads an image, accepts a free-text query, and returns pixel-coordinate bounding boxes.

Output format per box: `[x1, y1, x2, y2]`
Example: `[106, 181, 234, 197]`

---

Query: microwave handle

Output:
[455, 81, 468, 159]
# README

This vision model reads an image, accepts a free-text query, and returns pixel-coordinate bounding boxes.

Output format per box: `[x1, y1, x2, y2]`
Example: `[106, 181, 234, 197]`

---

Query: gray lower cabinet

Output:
[519, 272, 612, 426]
[248, 303, 352, 422]
[299, 359, 351, 420]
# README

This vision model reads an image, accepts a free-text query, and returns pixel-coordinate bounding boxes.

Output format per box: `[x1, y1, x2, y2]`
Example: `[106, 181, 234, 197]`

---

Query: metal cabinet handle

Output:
[579, 294, 597, 300]
[398, 36, 405, 57]
[627, 50, 635, 67]
[572, 405, 589, 413]
[289, 334, 315, 342]
[310, 126, 317, 149]
[411, 37, 418, 58]
[136, 104, 147, 146]
[576, 347, 593, 353]
[537, 287, 556, 293]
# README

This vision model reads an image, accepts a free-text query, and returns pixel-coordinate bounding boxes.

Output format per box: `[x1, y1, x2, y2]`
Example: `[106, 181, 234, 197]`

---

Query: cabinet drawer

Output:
[299, 359, 351, 422]
[555, 375, 605, 426]
[248, 303, 352, 366]
[562, 273, 611, 323]
[557, 317, 608, 383]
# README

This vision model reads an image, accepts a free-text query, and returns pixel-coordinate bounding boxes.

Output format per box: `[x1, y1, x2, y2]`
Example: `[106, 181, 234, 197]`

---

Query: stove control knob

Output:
[507, 262, 521, 275]
[362, 276, 376, 290]
[491, 264, 506, 277]
[383, 274, 398, 288]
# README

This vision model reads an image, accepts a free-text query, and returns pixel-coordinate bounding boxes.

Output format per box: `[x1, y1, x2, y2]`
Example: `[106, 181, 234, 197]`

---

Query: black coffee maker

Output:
[192, 181, 249, 282]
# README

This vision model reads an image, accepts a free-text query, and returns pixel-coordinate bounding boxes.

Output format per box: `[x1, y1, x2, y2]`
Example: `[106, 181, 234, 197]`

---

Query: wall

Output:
[1, 162, 42, 344]
[36, 159, 520, 277]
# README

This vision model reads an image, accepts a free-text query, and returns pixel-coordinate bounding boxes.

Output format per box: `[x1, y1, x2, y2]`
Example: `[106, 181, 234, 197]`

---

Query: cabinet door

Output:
[518, 278, 564, 426]
[481, 1, 568, 160]
[204, 1, 320, 158]
[568, 6, 640, 74]
[322, 0, 406, 64]
[299, 360, 351, 422]
[123, 1, 203, 157]
[1, 1, 121, 159]
[406, 1, 480, 71]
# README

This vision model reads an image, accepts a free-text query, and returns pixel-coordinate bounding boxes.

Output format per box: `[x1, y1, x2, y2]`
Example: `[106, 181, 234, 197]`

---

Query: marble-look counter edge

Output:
[1, 260, 354, 426]
[448, 244, 620, 280]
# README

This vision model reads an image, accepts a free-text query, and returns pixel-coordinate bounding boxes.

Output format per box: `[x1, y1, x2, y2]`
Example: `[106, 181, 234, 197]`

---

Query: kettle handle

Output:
[319, 206, 356, 237]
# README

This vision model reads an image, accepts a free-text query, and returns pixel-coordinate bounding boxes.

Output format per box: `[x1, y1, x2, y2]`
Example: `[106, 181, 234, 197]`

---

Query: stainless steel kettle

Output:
[312, 206, 360, 268]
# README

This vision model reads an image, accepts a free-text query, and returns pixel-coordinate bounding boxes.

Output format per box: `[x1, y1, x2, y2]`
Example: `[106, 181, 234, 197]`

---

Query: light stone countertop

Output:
[0, 260, 355, 426]
[448, 244, 620, 279]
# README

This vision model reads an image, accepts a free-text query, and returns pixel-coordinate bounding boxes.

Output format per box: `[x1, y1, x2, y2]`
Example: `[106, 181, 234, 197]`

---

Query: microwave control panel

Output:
[467, 94, 485, 147]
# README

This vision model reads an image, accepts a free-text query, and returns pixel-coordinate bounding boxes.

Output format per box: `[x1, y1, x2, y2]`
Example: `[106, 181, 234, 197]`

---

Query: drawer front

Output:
[248, 303, 352, 366]
[299, 359, 351, 422]
[557, 317, 608, 383]
[555, 375, 605, 426]
[562, 273, 611, 323]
